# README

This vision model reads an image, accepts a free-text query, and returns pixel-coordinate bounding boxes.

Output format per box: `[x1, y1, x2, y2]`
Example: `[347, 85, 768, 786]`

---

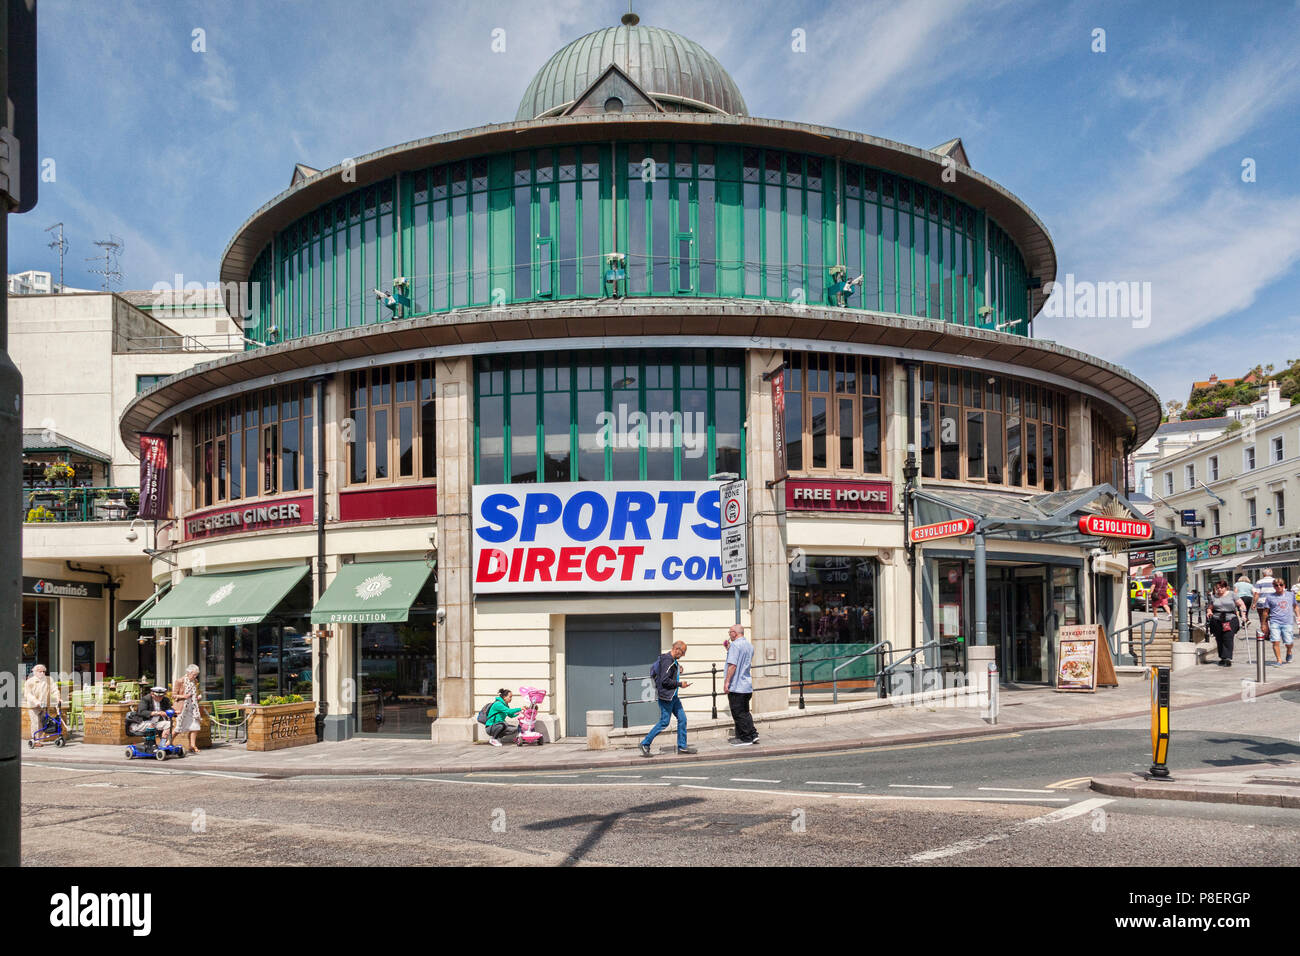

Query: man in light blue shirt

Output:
[724, 624, 758, 746]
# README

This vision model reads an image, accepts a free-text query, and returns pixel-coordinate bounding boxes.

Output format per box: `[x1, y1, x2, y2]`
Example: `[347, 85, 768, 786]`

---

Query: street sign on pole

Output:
[720, 478, 747, 591]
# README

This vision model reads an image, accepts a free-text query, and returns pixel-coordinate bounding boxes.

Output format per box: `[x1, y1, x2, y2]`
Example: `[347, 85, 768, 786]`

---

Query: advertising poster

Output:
[1056, 625, 1099, 692]
[138, 433, 170, 520]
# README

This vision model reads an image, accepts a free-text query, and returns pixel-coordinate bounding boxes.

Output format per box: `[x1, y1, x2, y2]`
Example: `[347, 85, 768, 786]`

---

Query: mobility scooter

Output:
[125, 708, 186, 761]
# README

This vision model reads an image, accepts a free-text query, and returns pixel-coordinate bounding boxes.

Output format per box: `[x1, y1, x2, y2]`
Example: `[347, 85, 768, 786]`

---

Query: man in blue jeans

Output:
[639, 641, 697, 756]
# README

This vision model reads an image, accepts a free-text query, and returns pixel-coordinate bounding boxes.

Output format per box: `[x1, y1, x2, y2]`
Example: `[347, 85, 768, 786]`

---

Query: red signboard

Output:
[185, 496, 313, 540]
[909, 518, 976, 543]
[770, 369, 788, 484]
[1078, 515, 1152, 540]
[138, 433, 170, 520]
[786, 478, 892, 513]
[338, 485, 438, 522]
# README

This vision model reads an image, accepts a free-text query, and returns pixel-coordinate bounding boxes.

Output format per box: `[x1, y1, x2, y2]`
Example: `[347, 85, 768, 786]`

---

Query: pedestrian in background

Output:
[640, 641, 696, 756]
[1189, 587, 1202, 625]
[1208, 580, 1246, 667]
[1261, 578, 1295, 666]
[23, 664, 61, 738]
[1235, 574, 1255, 613]
[1254, 568, 1276, 640]
[724, 625, 759, 747]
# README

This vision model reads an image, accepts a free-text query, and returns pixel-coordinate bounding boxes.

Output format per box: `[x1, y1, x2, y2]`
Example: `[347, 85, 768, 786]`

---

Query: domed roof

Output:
[516, 20, 747, 120]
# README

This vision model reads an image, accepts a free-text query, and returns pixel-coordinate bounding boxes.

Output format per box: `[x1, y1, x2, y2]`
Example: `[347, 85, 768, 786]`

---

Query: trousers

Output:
[728, 691, 757, 742]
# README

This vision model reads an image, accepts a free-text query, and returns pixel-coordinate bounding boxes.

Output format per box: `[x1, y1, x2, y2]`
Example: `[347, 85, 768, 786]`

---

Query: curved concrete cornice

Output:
[121, 298, 1156, 454]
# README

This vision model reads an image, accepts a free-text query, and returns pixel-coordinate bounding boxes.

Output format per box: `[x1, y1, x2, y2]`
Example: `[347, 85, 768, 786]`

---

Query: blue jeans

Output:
[641, 696, 687, 751]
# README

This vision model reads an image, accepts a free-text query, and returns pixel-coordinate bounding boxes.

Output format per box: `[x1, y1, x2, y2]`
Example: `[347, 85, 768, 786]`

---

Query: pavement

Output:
[21, 659, 1300, 783]
[1091, 762, 1300, 808]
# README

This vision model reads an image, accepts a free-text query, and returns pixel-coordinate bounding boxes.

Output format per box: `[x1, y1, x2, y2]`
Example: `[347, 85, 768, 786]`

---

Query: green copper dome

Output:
[516, 21, 748, 120]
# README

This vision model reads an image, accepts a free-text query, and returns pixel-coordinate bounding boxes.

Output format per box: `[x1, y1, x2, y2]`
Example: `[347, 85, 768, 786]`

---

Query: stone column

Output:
[747, 349, 789, 716]
[321, 374, 351, 740]
[1069, 395, 1093, 489]
[430, 356, 476, 742]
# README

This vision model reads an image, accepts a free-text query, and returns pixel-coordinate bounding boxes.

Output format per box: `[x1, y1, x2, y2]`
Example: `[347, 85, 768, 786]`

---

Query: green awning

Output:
[118, 583, 172, 631]
[310, 560, 434, 625]
[142, 566, 310, 628]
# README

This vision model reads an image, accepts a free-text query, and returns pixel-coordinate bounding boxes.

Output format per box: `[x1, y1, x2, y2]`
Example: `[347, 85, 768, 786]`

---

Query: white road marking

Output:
[730, 777, 781, 784]
[596, 774, 642, 779]
[806, 781, 865, 787]
[660, 775, 709, 780]
[977, 787, 1056, 794]
[889, 784, 953, 789]
[904, 797, 1112, 863]
[679, 784, 1068, 804]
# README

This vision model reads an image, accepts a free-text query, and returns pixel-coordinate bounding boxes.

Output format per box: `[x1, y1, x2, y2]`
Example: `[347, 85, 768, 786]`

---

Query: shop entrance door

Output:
[987, 577, 1008, 677]
[1010, 568, 1049, 683]
[564, 615, 661, 737]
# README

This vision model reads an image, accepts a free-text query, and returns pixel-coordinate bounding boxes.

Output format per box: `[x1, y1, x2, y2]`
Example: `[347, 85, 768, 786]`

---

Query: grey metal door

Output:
[564, 615, 661, 736]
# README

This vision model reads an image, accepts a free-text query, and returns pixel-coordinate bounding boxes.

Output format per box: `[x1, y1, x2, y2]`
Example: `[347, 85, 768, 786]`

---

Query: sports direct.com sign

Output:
[472, 482, 723, 593]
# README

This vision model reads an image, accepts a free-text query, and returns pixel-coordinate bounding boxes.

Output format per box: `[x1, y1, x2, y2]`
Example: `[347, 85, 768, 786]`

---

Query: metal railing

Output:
[23, 486, 140, 523]
[1105, 619, 1158, 667]
[617, 642, 954, 729]
[876, 641, 945, 697]
[121, 333, 246, 353]
[830, 640, 891, 703]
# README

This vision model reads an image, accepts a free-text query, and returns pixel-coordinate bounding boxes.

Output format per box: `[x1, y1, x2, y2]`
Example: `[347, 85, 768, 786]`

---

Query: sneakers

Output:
[638, 742, 651, 757]
[730, 739, 754, 747]
[677, 746, 698, 755]
[488, 736, 502, 747]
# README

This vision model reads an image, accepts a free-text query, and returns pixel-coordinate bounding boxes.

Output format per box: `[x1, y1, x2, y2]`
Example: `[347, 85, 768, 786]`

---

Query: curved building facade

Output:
[122, 20, 1162, 742]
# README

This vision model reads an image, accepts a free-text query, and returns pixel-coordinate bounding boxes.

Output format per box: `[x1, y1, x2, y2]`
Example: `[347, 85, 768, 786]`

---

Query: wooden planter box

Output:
[81, 703, 137, 745]
[246, 701, 317, 752]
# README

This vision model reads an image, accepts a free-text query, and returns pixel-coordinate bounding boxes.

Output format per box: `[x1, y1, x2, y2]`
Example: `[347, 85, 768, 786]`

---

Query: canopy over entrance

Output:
[118, 582, 172, 632]
[910, 484, 1197, 653]
[310, 560, 435, 625]
[142, 566, 310, 628]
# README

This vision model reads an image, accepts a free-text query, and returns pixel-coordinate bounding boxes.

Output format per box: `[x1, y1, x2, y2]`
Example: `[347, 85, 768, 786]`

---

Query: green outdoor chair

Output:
[208, 699, 247, 742]
[67, 691, 88, 732]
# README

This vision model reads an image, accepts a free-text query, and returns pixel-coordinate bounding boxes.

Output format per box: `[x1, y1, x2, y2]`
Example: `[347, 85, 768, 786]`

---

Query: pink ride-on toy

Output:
[514, 686, 546, 745]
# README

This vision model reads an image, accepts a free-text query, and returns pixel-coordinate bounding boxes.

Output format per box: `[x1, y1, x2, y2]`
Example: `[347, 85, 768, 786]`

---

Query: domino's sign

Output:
[472, 482, 723, 593]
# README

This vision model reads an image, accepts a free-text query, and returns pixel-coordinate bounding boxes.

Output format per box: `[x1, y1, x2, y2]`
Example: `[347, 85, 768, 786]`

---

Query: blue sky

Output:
[11, 0, 1300, 407]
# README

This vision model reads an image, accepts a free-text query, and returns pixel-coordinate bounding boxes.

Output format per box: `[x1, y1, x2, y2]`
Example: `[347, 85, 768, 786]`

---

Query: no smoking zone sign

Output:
[720, 479, 748, 589]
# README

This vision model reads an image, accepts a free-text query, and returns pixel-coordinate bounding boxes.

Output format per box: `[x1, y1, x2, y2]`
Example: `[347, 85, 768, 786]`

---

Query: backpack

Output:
[475, 702, 491, 725]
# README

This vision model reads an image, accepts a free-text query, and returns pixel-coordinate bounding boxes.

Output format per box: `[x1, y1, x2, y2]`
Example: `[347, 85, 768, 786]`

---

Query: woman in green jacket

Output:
[485, 688, 521, 747]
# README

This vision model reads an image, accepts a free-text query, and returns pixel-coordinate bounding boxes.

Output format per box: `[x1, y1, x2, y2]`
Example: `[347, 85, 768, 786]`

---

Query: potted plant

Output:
[43, 461, 75, 483]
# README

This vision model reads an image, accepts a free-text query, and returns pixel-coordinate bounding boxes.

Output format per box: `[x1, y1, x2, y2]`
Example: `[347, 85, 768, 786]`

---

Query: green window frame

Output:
[474, 349, 746, 483]
[249, 145, 1033, 348]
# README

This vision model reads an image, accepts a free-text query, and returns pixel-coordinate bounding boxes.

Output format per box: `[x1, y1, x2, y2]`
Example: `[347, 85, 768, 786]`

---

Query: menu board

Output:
[1056, 625, 1099, 692]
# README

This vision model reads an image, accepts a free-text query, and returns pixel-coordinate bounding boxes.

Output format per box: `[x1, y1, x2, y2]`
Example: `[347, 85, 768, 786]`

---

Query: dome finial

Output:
[621, 3, 639, 26]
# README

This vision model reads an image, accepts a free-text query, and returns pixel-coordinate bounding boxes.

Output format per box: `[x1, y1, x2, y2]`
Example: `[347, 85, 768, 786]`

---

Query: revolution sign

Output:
[909, 518, 976, 543]
[1078, 515, 1152, 540]
[472, 481, 723, 593]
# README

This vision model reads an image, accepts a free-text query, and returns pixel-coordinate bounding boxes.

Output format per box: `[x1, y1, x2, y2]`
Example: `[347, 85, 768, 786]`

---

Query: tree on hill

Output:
[1183, 380, 1259, 420]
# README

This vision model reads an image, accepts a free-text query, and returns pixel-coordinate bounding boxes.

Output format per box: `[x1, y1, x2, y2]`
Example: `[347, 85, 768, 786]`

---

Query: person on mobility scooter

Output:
[125, 686, 186, 761]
